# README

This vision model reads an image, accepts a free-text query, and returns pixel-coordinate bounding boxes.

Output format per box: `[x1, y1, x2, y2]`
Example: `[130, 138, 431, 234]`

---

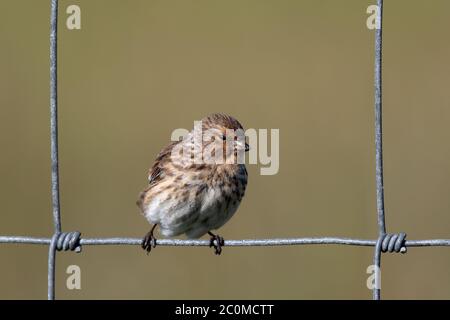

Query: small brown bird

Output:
[137, 113, 249, 255]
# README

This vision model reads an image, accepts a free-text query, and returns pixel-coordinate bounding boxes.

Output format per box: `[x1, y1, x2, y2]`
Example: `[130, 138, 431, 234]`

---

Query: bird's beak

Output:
[245, 143, 250, 152]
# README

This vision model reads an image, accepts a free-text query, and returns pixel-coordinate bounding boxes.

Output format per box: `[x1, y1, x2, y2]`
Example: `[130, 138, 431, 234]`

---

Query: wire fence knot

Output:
[52, 231, 82, 253]
[380, 232, 407, 254]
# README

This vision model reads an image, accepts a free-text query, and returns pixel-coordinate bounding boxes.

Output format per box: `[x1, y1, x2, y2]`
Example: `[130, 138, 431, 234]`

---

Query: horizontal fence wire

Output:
[1, 0, 450, 300]
[2, 236, 450, 247]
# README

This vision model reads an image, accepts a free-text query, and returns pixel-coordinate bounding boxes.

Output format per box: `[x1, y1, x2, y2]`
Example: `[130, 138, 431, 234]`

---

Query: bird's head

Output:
[201, 113, 249, 164]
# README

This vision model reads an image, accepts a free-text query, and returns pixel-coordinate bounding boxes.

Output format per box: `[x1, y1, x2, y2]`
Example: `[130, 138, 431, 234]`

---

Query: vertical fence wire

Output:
[373, 0, 385, 300]
[48, 0, 60, 301]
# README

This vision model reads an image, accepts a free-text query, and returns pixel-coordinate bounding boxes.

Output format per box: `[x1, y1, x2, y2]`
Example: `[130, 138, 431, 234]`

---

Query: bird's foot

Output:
[208, 231, 225, 255]
[142, 225, 157, 254]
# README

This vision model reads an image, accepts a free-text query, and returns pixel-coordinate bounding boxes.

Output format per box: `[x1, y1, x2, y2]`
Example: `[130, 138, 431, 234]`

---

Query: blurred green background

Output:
[1, 0, 450, 299]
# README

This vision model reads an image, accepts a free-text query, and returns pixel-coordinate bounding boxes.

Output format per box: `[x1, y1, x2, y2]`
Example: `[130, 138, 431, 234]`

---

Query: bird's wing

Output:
[147, 141, 177, 186]
[137, 141, 178, 212]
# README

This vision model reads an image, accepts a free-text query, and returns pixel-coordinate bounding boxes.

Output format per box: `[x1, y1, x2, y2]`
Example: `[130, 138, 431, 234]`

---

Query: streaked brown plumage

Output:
[137, 113, 249, 255]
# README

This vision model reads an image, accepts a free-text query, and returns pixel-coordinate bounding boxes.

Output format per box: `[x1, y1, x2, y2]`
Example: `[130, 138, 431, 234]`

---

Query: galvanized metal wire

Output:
[2, 236, 450, 247]
[48, 0, 60, 300]
[373, 0, 386, 301]
[1, 0, 450, 300]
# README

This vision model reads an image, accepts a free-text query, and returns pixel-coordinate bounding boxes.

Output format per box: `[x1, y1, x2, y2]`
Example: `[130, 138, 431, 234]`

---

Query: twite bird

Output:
[137, 113, 249, 255]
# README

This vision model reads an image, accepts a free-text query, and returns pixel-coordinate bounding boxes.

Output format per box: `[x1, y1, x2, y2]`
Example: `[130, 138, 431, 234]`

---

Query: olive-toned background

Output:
[1, 0, 450, 299]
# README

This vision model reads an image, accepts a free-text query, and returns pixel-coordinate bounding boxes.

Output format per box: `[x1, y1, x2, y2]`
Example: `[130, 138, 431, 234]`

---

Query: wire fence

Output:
[1, 0, 450, 300]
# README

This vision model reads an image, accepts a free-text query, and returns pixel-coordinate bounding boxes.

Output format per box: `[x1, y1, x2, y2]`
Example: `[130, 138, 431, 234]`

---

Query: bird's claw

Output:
[209, 233, 225, 255]
[142, 230, 157, 254]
